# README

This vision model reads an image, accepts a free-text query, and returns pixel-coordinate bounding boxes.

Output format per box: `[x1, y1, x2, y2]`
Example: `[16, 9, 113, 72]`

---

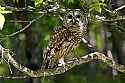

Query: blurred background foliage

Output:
[0, 0, 125, 83]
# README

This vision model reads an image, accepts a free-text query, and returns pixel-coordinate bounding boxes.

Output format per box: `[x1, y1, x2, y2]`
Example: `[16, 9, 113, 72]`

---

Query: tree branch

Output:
[0, 45, 125, 79]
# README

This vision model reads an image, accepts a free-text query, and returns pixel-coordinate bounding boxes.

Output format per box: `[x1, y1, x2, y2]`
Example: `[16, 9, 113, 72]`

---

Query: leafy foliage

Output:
[89, 0, 108, 13]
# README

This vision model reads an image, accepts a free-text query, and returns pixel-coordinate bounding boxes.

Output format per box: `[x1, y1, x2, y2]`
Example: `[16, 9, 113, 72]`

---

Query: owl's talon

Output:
[88, 54, 94, 59]
[58, 58, 67, 70]
[58, 58, 65, 67]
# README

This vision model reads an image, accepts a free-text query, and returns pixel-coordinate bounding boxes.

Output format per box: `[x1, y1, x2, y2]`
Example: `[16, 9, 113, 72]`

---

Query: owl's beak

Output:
[72, 19, 78, 25]
[72, 22, 76, 25]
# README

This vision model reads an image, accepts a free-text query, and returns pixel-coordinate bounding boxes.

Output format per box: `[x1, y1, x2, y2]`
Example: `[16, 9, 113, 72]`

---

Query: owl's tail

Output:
[41, 53, 58, 69]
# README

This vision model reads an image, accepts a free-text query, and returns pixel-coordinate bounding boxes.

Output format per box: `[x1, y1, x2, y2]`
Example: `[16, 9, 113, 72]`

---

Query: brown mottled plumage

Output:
[42, 10, 88, 69]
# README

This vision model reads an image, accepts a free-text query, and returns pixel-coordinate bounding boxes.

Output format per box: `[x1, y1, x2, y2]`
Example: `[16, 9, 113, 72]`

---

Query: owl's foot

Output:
[58, 58, 65, 67]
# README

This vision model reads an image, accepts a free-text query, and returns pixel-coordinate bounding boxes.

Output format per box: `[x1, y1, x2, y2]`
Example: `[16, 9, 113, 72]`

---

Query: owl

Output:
[42, 9, 88, 69]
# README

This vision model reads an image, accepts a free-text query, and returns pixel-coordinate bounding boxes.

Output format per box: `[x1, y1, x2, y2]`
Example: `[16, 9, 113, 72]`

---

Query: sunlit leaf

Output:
[95, 5, 102, 13]
[0, 6, 5, 11]
[89, 2, 106, 13]
[100, 0, 106, 3]
[0, 11, 12, 14]
[48, 0, 53, 2]
[102, 0, 104, 2]
[0, 13, 5, 30]
[0, 6, 12, 14]
[35, 0, 43, 7]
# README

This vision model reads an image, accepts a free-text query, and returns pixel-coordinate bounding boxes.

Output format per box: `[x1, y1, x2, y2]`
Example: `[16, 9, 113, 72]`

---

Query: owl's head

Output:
[60, 9, 88, 30]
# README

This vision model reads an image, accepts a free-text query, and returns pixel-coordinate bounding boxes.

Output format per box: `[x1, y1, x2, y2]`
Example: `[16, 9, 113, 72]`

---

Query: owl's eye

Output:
[68, 15, 72, 19]
[76, 15, 80, 18]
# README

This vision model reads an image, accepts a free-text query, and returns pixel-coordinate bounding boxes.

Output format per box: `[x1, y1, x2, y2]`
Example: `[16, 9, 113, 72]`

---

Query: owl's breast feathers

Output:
[42, 25, 87, 69]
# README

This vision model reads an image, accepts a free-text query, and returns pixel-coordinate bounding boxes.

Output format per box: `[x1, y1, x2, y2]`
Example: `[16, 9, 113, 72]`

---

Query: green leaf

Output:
[0, 11, 12, 14]
[0, 6, 12, 14]
[68, 0, 74, 3]
[89, 2, 106, 13]
[0, 13, 5, 30]
[35, 0, 43, 7]
[0, 6, 5, 11]
[48, 0, 53, 2]
[44, 34, 49, 41]
[95, 5, 102, 13]
[73, 47, 83, 57]
[100, 0, 105, 3]
[72, 42, 86, 57]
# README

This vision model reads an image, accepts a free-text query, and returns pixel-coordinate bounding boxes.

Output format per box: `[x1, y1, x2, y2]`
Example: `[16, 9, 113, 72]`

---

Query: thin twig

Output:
[9, 20, 30, 23]
[115, 5, 125, 12]
[105, 4, 125, 14]
[6, 15, 43, 37]
[92, 15, 125, 22]
[0, 75, 29, 79]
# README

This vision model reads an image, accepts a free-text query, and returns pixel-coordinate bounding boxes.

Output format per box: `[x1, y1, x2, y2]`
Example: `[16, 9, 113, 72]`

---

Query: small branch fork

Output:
[0, 45, 125, 79]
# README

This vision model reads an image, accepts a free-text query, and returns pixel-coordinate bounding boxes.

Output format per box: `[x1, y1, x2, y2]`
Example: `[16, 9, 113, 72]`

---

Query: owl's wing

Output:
[42, 26, 77, 69]
[42, 26, 66, 69]
[49, 26, 80, 57]
[42, 25, 84, 69]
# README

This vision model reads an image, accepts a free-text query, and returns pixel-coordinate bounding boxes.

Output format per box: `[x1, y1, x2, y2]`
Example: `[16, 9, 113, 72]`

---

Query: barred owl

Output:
[42, 9, 88, 69]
